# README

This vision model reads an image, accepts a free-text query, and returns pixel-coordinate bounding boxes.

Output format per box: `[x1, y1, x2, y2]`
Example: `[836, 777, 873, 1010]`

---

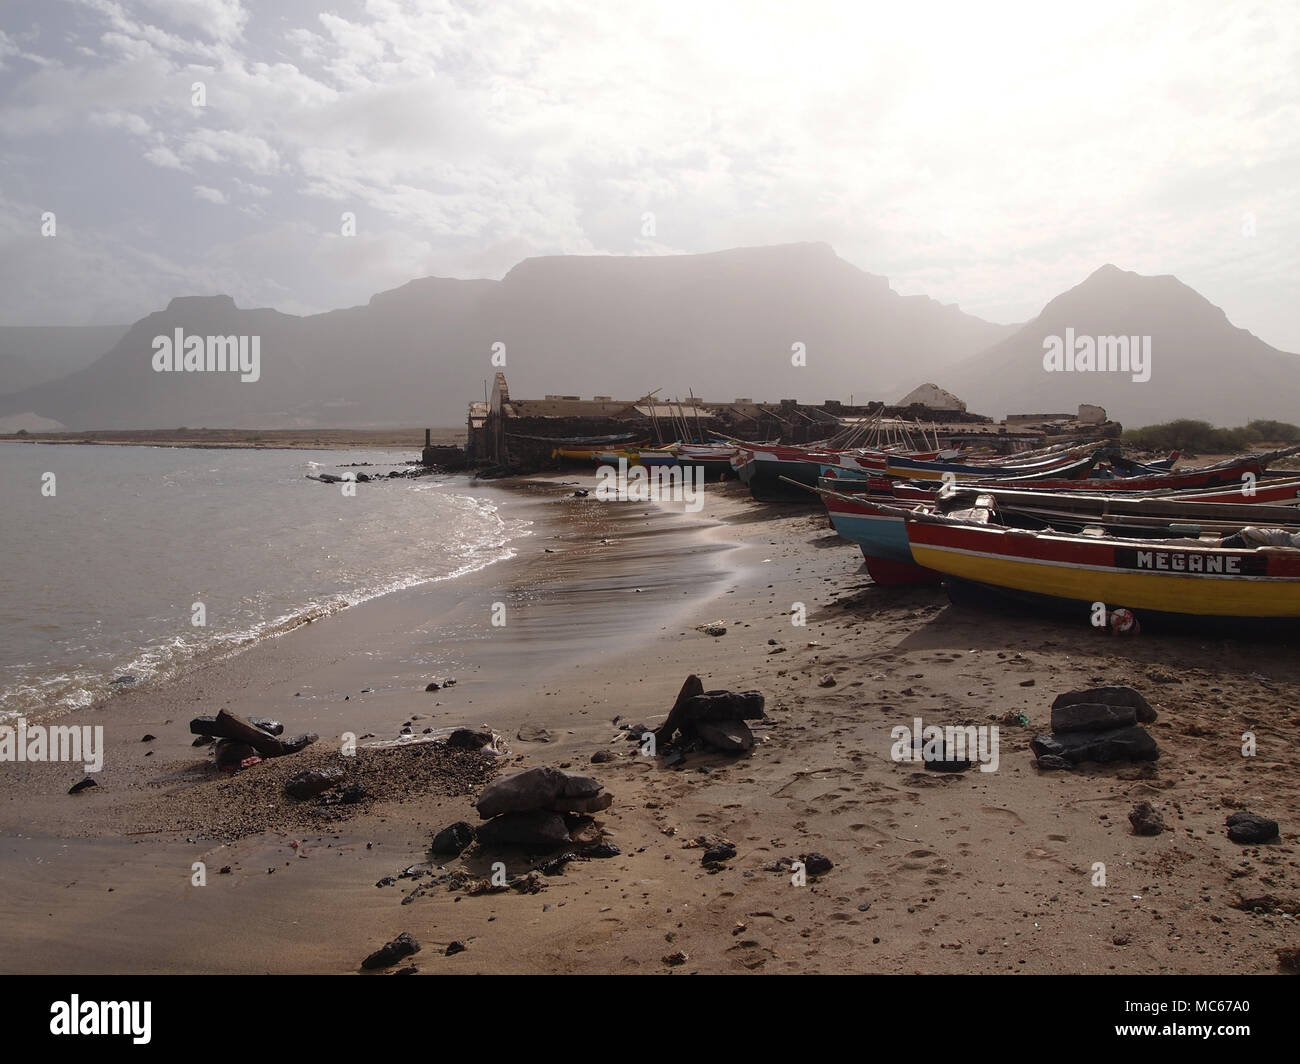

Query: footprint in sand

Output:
[980, 806, 1025, 826]
[848, 823, 890, 843]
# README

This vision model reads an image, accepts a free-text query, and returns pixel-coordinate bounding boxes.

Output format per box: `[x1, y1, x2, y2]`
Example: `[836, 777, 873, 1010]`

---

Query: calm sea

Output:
[0, 444, 529, 721]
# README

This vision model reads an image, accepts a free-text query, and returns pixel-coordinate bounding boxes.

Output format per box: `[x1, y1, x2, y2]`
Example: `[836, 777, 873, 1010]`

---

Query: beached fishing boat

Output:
[880, 447, 1107, 483]
[734, 445, 842, 500]
[936, 484, 1300, 536]
[974, 449, 1298, 494]
[901, 504, 1300, 625]
[673, 442, 738, 478]
[818, 487, 941, 585]
[819, 466, 1300, 506]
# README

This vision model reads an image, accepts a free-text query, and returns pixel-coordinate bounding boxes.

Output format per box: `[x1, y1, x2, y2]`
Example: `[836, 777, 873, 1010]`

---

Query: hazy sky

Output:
[2, 0, 1297, 349]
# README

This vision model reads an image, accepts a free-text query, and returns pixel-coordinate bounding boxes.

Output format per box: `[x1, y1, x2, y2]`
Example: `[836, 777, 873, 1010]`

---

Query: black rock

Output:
[213, 740, 258, 771]
[445, 941, 467, 956]
[140, 734, 156, 742]
[923, 747, 972, 772]
[68, 777, 98, 795]
[285, 765, 345, 800]
[591, 749, 617, 763]
[584, 842, 621, 859]
[1031, 725, 1158, 765]
[804, 852, 834, 876]
[425, 682, 440, 691]
[1128, 801, 1165, 836]
[339, 782, 367, 804]
[110, 675, 136, 685]
[696, 719, 754, 753]
[376, 876, 397, 887]
[702, 842, 737, 865]
[1226, 811, 1279, 844]
[361, 931, 420, 970]
[682, 690, 766, 722]
[1052, 686, 1157, 723]
[1035, 754, 1072, 771]
[540, 852, 578, 876]
[248, 717, 284, 735]
[1051, 702, 1138, 734]
[475, 809, 571, 850]
[431, 820, 477, 855]
[445, 727, 493, 750]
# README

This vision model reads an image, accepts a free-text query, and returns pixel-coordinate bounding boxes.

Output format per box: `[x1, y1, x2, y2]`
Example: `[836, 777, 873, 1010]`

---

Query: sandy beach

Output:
[1, 473, 1297, 975]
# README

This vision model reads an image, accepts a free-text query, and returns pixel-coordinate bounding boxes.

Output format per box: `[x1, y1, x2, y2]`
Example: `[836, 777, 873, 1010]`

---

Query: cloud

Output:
[132, 0, 249, 42]
[178, 128, 282, 174]
[143, 144, 186, 169]
[192, 184, 227, 204]
[0, 0, 1294, 353]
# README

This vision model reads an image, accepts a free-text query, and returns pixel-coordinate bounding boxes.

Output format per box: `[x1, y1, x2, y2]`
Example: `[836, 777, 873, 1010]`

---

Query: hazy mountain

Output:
[0, 244, 1012, 429]
[939, 265, 1300, 428]
[0, 324, 130, 395]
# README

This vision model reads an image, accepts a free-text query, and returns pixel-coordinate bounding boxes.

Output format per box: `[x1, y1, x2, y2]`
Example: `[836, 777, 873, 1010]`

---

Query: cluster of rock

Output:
[362, 932, 420, 971]
[307, 464, 445, 487]
[1031, 686, 1159, 769]
[189, 710, 318, 772]
[655, 674, 765, 754]
[470, 766, 613, 851]
[1128, 801, 1165, 835]
[1225, 810, 1279, 844]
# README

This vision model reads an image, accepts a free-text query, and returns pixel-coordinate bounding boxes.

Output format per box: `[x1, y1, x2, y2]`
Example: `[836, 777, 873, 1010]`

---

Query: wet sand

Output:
[1, 475, 1297, 974]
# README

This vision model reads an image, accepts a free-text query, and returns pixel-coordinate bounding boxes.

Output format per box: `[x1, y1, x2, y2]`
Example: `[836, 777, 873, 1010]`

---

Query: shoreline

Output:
[2, 473, 1297, 974]
[1, 468, 533, 728]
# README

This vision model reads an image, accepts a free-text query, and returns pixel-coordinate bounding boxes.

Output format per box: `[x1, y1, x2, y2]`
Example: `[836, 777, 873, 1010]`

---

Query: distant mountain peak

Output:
[163, 294, 238, 313]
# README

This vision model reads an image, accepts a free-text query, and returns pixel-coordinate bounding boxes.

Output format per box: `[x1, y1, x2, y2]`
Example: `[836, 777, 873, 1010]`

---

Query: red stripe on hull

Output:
[865, 554, 941, 586]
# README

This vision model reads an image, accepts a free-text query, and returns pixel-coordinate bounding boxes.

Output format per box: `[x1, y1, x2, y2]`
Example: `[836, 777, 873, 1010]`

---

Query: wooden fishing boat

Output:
[819, 470, 1300, 507]
[977, 449, 1297, 493]
[673, 443, 738, 478]
[880, 447, 1106, 482]
[818, 487, 941, 585]
[734, 446, 843, 500]
[937, 484, 1300, 535]
[900, 504, 1300, 625]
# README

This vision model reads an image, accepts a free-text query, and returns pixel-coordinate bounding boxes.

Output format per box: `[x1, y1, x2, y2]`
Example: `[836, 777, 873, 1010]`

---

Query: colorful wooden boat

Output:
[937, 485, 1300, 535]
[880, 447, 1105, 483]
[974, 450, 1293, 493]
[819, 488, 941, 585]
[673, 443, 739, 478]
[901, 505, 1300, 625]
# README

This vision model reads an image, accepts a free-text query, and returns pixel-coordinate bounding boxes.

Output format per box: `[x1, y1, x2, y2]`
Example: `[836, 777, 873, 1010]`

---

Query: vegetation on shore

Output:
[1122, 418, 1300, 453]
